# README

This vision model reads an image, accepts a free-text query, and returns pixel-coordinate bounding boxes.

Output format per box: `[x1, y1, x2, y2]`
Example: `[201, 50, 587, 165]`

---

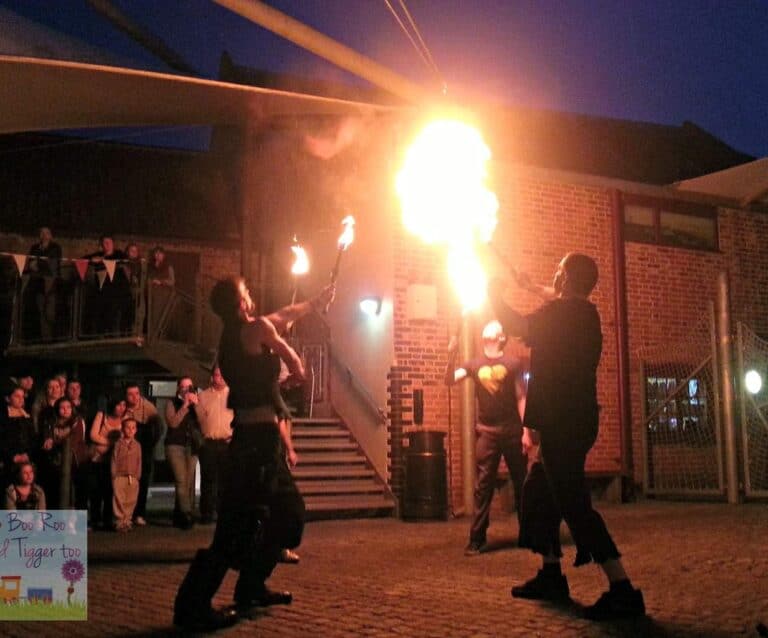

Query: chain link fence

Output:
[638, 303, 724, 497]
[737, 323, 768, 498]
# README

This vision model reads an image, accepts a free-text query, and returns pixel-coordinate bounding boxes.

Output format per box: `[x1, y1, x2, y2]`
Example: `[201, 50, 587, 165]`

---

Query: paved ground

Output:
[1, 501, 767, 637]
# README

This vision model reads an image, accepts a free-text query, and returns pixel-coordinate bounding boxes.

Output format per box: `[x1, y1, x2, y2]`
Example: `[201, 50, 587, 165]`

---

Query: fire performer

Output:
[173, 276, 335, 632]
[445, 319, 528, 556]
[488, 253, 645, 620]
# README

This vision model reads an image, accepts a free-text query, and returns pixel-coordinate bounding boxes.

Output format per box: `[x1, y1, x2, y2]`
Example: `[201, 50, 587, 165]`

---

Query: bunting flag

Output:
[12, 253, 27, 276]
[97, 271, 107, 290]
[74, 259, 89, 281]
[104, 259, 117, 281]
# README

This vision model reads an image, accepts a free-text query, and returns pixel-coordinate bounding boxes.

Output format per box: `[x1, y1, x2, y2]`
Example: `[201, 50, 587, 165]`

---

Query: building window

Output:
[623, 195, 718, 251]
[645, 374, 714, 444]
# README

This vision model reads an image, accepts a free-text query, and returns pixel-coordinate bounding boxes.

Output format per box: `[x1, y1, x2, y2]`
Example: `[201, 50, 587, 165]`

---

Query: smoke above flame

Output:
[396, 119, 498, 313]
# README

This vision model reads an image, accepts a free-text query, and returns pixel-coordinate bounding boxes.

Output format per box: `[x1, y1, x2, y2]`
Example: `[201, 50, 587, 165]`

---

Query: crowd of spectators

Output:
[0, 367, 233, 532]
[16, 227, 175, 342]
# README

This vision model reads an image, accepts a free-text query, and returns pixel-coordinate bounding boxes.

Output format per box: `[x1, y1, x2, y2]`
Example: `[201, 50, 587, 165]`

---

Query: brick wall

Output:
[390, 171, 621, 512]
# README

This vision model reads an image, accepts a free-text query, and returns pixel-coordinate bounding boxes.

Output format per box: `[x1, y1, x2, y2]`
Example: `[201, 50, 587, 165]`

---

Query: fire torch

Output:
[324, 215, 355, 313]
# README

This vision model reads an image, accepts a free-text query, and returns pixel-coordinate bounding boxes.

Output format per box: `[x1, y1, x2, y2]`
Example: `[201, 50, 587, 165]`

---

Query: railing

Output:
[327, 344, 387, 424]
[3, 258, 219, 356]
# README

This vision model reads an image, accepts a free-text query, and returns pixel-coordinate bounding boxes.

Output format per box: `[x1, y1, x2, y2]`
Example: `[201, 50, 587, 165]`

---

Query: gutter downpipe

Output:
[612, 190, 633, 495]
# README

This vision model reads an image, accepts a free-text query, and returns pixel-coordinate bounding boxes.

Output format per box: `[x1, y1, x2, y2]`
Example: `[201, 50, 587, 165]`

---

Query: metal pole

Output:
[212, 0, 434, 104]
[716, 271, 740, 504]
[709, 301, 725, 494]
[736, 322, 751, 496]
[459, 317, 476, 515]
[611, 190, 633, 485]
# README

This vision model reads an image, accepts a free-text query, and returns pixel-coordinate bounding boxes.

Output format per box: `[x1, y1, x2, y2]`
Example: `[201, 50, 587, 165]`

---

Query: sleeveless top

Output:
[218, 318, 280, 411]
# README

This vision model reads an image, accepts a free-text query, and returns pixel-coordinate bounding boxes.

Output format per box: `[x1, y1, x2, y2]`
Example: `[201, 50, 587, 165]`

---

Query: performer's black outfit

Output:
[462, 353, 526, 546]
[498, 297, 620, 565]
[174, 316, 304, 628]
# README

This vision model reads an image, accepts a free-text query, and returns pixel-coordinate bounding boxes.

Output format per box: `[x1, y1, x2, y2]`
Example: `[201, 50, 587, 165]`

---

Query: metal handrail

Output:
[326, 343, 387, 424]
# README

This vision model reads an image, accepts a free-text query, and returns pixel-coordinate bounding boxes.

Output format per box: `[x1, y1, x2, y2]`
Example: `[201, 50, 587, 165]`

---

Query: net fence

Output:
[637, 306, 724, 497]
[737, 323, 768, 498]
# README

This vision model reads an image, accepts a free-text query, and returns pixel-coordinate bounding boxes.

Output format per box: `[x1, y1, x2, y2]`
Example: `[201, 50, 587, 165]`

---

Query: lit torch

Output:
[290, 236, 309, 305]
[325, 215, 355, 313]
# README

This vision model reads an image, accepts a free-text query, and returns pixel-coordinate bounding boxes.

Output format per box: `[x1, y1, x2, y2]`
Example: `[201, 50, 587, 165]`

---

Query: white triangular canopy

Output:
[0, 55, 397, 135]
[674, 157, 768, 207]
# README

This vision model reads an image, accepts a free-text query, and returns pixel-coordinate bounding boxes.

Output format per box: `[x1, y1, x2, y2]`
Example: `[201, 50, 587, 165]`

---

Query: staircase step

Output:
[292, 427, 349, 439]
[304, 494, 395, 513]
[291, 466, 376, 480]
[298, 452, 368, 465]
[292, 417, 341, 425]
[296, 480, 386, 496]
[294, 440, 358, 452]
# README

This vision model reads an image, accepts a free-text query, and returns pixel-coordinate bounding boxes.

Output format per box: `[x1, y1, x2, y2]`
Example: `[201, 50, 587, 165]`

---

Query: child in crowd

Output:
[5, 462, 46, 510]
[111, 418, 142, 532]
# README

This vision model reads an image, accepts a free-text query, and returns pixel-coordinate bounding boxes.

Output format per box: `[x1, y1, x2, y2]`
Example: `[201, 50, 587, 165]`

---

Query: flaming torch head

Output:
[290, 244, 309, 276]
[338, 215, 355, 251]
[396, 119, 498, 313]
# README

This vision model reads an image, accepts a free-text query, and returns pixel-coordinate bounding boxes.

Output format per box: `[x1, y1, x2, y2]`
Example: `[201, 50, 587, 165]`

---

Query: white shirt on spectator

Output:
[196, 386, 234, 441]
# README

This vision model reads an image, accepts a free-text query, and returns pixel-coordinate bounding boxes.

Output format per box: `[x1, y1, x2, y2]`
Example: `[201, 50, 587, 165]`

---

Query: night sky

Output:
[3, 0, 767, 158]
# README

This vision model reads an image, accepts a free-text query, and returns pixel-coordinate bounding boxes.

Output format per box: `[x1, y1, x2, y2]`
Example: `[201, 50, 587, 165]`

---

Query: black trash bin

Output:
[402, 430, 447, 520]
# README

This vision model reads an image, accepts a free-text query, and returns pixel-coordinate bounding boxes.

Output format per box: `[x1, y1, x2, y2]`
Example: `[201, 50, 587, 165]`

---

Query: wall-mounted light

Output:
[359, 295, 383, 317]
[745, 369, 763, 395]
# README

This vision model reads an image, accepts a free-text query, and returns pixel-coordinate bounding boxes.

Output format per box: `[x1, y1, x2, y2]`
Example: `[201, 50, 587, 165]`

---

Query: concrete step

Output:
[294, 439, 359, 452]
[304, 494, 396, 516]
[296, 479, 386, 496]
[291, 466, 376, 480]
[292, 427, 349, 439]
[292, 417, 341, 425]
[298, 452, 368, 465]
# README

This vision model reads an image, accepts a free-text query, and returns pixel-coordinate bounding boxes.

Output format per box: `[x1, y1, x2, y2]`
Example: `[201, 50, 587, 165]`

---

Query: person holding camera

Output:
[165, 376, 201, 530]
[445, 319, 529, 556]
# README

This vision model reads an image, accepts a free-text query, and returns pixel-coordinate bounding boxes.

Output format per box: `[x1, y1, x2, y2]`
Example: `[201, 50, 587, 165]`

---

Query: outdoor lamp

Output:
[359, 295, 383, 317]
[745, 369, 762, 395]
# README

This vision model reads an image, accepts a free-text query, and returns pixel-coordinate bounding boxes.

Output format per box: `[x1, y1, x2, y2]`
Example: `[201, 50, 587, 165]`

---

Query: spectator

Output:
[89, 398, 126, 530]
[147, 246, 174, 338]
[123, 243, 144, 334]
[54, 371, 68, 397]
[66, 378, 90, 423]
[4, 462, 46, 510]
[31, 377, 62, 435]
[26, 227, 62, 341]
[39, 397, 89, 509]
[165, 377, 199, 530]
[0, 386, 36, 489]
[124, 382, 161, 526]
[83, 235, 128, 335]
[195, 366, 233, 524]
[8, 370, 35, 413]
[111, 418, 142, 532]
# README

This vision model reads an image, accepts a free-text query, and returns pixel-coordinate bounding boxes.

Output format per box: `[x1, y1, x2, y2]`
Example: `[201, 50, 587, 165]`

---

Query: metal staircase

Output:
[291, 416, 395, 520]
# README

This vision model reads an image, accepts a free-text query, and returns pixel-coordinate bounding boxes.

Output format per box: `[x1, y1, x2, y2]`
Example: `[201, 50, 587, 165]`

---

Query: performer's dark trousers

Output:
[174, 420, 304, 615]
[470, 425, 526, 544]
[198, 439, 230, 522]
[518, 424, 620, 566]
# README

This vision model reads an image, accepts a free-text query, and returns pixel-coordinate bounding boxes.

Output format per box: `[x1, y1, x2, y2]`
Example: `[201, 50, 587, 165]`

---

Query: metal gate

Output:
[639, 303, 725, 498]
[736, 323, 768, 498]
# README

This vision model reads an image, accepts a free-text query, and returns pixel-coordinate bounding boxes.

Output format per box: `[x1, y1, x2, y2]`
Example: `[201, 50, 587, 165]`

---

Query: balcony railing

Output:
[3, 258, 218, 355]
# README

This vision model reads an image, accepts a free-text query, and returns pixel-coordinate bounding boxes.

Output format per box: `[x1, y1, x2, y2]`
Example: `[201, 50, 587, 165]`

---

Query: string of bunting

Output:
[0, 250, 141, 288]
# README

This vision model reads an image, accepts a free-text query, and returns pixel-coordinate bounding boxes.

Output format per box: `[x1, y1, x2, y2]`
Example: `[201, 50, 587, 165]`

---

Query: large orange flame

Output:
[396, 119, 498, 313]
[290, 243, 309, 276]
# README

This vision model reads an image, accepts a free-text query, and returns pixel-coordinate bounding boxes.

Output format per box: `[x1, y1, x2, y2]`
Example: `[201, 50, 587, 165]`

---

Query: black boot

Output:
[174, 549, 239, 632]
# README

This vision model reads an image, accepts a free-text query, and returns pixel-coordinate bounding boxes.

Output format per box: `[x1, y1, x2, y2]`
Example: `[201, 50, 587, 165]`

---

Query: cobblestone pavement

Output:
[1, 502, 767, 637]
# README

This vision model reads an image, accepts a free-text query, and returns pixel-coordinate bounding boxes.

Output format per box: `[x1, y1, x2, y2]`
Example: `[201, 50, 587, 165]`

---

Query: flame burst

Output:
[396, 119, 498, 313]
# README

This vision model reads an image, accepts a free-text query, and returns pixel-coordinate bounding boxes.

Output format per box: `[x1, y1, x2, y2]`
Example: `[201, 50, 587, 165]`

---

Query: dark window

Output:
[623, 195, 718, 251]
